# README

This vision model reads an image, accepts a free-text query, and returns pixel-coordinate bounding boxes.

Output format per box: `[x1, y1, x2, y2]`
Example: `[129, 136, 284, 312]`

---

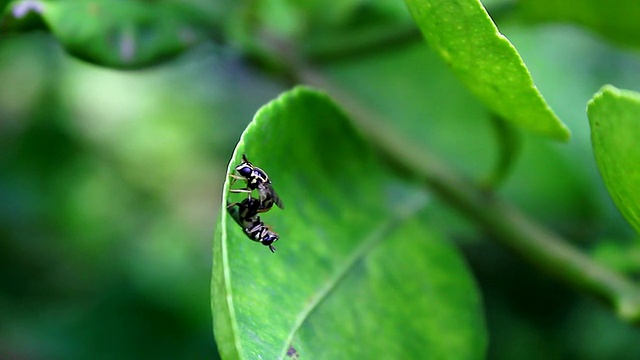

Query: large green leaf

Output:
[518, 0, 640, 49]
[1, 0, 213, 69]
[211, 87, 486, 359]
[404, 0, 570, 141]
[588, 85, 640, 234]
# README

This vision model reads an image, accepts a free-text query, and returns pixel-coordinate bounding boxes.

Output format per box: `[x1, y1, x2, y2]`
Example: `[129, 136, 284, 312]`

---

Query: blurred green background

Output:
[0, 34, 282, 359]
[2, 1, 640, 359]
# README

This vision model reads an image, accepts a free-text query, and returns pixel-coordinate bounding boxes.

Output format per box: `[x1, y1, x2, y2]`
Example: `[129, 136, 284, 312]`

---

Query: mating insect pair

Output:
[227, 197, 279, 253]
[227, 155, 283, 252]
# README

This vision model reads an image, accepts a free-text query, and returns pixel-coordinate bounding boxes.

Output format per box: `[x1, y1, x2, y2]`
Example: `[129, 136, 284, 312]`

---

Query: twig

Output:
[293, 63, 640, 325]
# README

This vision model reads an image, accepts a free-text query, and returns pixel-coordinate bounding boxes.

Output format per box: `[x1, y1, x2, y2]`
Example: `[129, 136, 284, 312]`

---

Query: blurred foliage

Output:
[0, 0, 219, 68]
[0, 34, 283, 359]
[517, 0, 640, 49]
[1, 0, 640, 359]
[592, 238, 640, 276]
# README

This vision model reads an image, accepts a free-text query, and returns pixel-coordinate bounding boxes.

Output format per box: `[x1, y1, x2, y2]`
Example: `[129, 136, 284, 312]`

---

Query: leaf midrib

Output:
[277, 195, 428, 359]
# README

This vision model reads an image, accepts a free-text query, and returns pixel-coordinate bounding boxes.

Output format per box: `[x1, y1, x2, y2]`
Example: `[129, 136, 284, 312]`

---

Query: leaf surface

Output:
[588, 85, 640, 234]
[404, 0, 570, 140]
[212, 87, 486, 359]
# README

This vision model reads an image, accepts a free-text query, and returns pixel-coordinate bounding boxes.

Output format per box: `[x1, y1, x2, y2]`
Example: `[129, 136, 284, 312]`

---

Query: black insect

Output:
[227, 198, 279, 253]
[286, 345, 300, 360]
[228, 154, 284, 213]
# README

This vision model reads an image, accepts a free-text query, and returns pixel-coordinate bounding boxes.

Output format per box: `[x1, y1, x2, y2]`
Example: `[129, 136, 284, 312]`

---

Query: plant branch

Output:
[291, 63, 640, 325]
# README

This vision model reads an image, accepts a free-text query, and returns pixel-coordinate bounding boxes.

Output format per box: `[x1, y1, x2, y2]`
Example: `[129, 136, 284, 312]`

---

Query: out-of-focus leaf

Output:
[588, 85, 640, 234]
[404, 0, 571, 141]
[254, 0, 411, 40]
[230, 0, 414, 66]
[304, 5, 415, 63]
[1, 0, 214, 69]
[518, 0, 640, 49]
[211, 87, 486, 359]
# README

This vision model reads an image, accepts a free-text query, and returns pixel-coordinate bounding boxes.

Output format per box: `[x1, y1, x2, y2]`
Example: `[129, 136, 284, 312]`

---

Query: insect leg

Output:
[226, 201, 241, 209]
[229, 188, 252, 194]
[228, 173, 245, 186]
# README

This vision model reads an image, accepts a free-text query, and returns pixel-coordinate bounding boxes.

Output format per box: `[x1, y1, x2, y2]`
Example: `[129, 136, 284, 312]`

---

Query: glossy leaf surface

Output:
[211, 87, 486, 359]
[404, 0, 570, 140]
[588, 85, 640, 234]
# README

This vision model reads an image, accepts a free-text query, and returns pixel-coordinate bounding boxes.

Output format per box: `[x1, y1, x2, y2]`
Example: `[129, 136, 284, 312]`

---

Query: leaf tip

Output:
[549, 121, 572, 142]
[587, 84, 640, 123]
[589, 84, 620, 104]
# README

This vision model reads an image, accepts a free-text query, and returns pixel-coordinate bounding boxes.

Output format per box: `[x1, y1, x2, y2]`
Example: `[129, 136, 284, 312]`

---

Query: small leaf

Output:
[588, 85, 640, 235]
[404, 0, 570, 141]
[212, 87, 486, 359]
[2, 0, 213, 69]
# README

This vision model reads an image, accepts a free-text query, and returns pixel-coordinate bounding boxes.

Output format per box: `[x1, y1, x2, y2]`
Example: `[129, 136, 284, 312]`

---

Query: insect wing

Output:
[272, 191, 284, 209]
[266, 185, 284, 210]
[258, 183, 284, 211]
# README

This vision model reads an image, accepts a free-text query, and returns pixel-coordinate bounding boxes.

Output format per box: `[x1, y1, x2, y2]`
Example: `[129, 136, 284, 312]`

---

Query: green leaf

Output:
[588, 85, 640, 235]
[404, 0, 571, 141]
[212, 87, 486, 359]
[518, 0, 640, 49]
[2, 0, 213, 69]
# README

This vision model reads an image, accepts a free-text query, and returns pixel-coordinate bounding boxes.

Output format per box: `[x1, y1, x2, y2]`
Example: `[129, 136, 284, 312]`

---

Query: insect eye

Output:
[263, 233, 278, 245]
[237, 165, 252, 177]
